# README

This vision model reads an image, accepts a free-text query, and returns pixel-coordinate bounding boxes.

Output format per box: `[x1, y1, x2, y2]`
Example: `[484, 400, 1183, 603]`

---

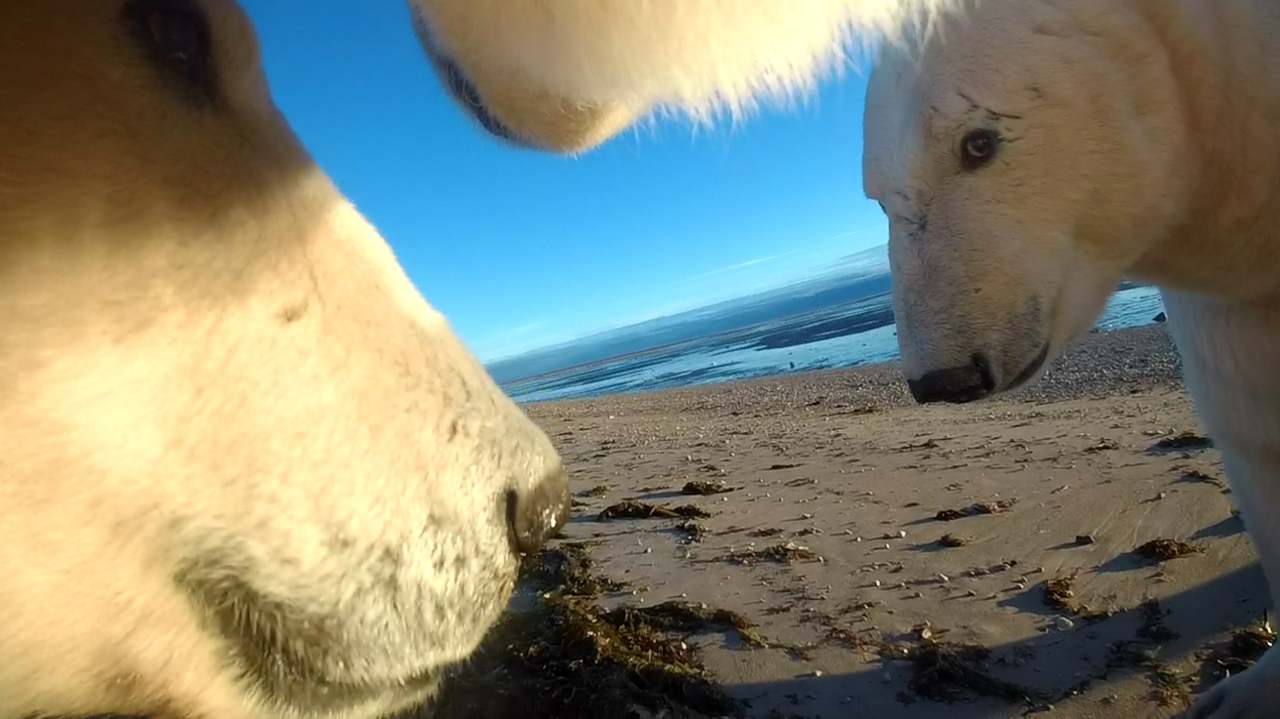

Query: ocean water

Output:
[506, 285, 1167, 404]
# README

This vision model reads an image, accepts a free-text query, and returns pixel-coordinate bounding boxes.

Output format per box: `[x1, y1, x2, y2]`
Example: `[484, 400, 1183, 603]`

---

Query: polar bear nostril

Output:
[505, 464, 572, 555]
[907, 353, 996, 405]
[970, 352, 997, 392]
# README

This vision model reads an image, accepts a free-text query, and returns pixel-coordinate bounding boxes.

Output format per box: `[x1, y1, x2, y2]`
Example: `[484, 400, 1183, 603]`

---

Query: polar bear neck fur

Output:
[1124, 0, 1280, 304]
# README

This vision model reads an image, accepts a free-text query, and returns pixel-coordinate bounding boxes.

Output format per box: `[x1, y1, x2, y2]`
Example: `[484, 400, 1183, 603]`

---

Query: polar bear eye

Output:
[124, 0, 216, 102]
[959, 128, 1000, 171]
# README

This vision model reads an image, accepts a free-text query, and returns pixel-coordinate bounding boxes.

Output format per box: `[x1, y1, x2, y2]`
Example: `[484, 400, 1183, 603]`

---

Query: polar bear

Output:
[859, 1, 1280, 717]
[2, 1, 950, 719]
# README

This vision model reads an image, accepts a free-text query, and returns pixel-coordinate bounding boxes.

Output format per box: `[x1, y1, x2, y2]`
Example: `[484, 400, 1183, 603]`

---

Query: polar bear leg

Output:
[1180, 446, 1280, 719]
[1162, 290, 1280, 719]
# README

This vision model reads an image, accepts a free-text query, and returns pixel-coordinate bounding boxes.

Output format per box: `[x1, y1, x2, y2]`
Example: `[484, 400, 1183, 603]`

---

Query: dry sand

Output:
[439, 324, 1270, 719]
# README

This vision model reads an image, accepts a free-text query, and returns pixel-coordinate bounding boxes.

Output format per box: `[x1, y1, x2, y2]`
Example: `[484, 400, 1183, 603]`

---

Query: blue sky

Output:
[241, 0, 888, 361]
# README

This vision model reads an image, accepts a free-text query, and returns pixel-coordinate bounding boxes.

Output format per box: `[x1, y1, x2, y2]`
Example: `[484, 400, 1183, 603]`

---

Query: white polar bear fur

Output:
[408, 0, 961, 153]
[860, 1, 1280, 717]
[1, 1, 947, 719]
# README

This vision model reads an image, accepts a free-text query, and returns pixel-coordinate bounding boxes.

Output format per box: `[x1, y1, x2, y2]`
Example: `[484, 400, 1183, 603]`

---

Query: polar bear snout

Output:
[507, 463, 572, 554]
[905, 339, 1050, 404]
[894, 283, 1054, 404]
[907, 353, 997, 404]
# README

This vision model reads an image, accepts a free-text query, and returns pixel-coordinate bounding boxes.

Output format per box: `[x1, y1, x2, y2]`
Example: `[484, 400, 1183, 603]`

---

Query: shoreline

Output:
[524, 323, 1183, 412]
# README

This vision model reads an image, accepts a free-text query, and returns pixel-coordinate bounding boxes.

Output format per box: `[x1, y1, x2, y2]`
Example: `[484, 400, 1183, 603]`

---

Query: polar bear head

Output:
[1, 2, 567, 718]
[862, 0, 1194, 403]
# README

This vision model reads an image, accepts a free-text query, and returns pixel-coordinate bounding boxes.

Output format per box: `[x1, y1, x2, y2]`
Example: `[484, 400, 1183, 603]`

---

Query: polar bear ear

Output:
[405, 0, 949, 155]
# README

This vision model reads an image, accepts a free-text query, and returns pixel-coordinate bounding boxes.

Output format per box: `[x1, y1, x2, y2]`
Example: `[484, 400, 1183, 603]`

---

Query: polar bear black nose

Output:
[506, 464, 571, 554]
[907, 353, 996, 404]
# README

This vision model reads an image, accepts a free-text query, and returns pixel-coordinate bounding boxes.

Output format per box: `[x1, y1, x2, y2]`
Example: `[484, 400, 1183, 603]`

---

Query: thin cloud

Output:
[679, 251, 801, 283]
[679, 228, 880, 285]
[503, 321, 545, 336]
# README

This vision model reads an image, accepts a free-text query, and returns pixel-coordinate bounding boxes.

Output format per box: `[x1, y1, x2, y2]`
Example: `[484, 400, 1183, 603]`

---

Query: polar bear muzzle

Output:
[907, 343, 1048, 404]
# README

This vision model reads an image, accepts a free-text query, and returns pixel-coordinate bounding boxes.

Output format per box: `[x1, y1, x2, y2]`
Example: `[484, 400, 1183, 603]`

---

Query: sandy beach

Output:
[427, 324, 1270, 719]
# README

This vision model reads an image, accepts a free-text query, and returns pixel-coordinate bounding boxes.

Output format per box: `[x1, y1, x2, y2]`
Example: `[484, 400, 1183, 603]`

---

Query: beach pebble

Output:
[1055, 616, 1075, 631]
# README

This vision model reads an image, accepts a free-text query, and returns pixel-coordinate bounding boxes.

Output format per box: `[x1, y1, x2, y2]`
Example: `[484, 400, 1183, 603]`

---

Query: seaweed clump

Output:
[682, 480, 737, 496]
[896, 634, 1039, 706]
[1042, 573, 1112, 622]
[523, 542, 627, 596]
[1135, 538, 1202, 562]
[721, 542, 821, 566]
[1044, 576, 1078, 613]
[1203, 614, 1276, 680]
[934, 499, 1016, 522]
[675, 520, 710, 543]
[598, 500, 713, 521]
[425, 543, 750, 719]
[1151, 431, 1213, 452]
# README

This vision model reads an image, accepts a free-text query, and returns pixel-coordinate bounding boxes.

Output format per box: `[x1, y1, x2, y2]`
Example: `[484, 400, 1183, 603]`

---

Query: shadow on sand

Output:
[421, 546, 1269, 719]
